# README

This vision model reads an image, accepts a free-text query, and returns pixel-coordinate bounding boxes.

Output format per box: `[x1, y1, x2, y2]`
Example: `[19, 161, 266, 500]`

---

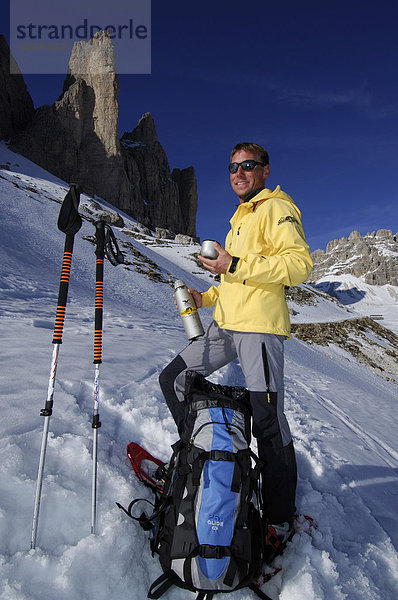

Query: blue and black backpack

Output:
[123, 371, 269, 600]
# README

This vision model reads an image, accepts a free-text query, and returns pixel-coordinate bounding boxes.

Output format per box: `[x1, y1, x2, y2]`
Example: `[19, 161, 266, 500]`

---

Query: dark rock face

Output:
[3, 31, 197, 236]
[121, 113, 197, 236]
[172, 166, 197, 238]
[11, 34, 133, 214]
[0, 35, 34, 141]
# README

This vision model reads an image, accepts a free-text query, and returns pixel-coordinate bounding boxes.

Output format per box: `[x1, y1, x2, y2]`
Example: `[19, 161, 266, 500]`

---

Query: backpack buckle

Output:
[198, 544, 225, 559]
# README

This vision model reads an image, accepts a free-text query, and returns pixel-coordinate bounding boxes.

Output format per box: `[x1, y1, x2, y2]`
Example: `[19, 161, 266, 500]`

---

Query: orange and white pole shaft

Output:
[91, 221, 105, 534]
[31, 233, 75, 549]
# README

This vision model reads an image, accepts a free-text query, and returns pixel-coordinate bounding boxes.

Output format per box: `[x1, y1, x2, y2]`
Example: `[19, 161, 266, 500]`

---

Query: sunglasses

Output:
[228, 160, 266, 174]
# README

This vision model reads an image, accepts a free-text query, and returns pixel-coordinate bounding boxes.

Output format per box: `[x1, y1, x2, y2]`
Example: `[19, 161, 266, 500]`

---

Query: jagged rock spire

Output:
[3, 31, 197, 236]
[310, 230, 397, 285]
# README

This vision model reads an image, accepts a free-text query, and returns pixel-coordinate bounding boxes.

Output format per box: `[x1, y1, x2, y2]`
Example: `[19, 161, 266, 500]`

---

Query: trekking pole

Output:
[91, 221, 123, 534]
[31, 184, 82, 550]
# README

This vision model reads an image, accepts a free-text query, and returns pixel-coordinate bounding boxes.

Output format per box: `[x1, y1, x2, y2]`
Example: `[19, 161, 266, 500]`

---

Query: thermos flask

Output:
[174, 280, 205, 341]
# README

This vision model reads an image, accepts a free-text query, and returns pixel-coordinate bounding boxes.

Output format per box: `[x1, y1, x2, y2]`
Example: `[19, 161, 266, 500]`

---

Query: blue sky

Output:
[3, 0, 398, 251]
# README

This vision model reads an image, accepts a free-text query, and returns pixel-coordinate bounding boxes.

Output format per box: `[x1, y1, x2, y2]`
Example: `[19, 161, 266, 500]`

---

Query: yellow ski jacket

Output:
[201, 187, 313, 338]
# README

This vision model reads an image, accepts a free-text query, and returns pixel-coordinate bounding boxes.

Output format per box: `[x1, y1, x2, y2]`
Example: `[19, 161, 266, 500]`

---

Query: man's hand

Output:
[188, 289, 202, 308]
[174, 288, 202, 308]
[198, 242, 232, 275]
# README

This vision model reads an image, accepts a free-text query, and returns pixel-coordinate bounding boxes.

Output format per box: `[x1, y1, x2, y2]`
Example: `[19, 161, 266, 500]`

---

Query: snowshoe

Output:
[126, 442, 166, 494]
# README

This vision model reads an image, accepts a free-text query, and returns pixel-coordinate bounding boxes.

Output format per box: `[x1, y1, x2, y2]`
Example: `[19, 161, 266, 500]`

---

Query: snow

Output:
[1, 143, 398, 600]
[311, 275, 398, 334]
[288, 287, 358, 325]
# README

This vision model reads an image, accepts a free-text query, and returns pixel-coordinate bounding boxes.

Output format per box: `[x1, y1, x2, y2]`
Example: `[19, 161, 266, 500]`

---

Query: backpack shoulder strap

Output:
[148, 570, 178, 599]
[249, 583, 274, 600]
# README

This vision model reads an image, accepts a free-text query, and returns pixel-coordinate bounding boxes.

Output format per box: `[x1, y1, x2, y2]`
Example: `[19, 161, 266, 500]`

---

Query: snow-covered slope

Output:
[1, 144, 397, 600]
[311, 275, 398, 334]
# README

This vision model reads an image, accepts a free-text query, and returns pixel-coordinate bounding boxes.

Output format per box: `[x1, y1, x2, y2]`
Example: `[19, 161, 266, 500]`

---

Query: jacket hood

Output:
[245, 185, 294, 206]
[230, 186, 297, 228]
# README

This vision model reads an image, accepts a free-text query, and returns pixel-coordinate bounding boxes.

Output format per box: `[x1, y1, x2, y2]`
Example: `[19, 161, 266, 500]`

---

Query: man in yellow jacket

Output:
[159, 142, 313, 564]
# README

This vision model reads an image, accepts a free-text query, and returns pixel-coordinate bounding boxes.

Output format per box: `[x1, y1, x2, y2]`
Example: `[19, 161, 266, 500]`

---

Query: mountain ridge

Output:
[0, 32, 197, 237]
[310, 228, 398, 286]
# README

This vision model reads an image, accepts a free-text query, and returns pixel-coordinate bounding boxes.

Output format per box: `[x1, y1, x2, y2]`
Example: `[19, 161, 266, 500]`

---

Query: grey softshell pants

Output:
[159, 321, 297, 523]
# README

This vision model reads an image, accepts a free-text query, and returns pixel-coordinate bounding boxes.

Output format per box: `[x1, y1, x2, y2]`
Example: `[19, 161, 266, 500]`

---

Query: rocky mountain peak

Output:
[2, 32, 197, 237]
[66, 30, 116, 76]
[58, 30, 121, 159]
[124, 112, 158, 146]
[310, 229, 398, 285]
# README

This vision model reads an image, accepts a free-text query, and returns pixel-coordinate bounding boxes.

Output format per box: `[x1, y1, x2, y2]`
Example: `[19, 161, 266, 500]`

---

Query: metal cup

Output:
[200, 239, 219, 259]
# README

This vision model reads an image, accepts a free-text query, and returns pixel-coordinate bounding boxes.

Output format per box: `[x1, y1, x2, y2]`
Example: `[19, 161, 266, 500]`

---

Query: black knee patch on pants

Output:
[250, 390, 281, 446]
[159, 355, 187, 434]
[259, 439, 297, 522]
[250, 391, 297, 522]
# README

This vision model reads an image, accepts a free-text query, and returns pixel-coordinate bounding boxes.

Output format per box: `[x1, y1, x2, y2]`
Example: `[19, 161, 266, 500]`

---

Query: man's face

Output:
[229, 149, 270, 203]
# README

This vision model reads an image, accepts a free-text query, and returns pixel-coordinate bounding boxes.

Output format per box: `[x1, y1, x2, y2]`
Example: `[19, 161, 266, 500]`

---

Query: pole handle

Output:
[52, 185, 82, 344]
[52, 234, 74, 344]
[104, 225, 124, 266]
[94, 222, 105, 364]
[58, 183, 82, 235]
[94, 220, 106, 259]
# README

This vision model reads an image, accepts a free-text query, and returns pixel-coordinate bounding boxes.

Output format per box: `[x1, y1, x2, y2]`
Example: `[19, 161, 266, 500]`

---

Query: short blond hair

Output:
[230, 142, 269, 165]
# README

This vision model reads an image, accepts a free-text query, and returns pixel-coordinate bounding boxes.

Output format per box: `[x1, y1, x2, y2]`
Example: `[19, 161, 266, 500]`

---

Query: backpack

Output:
[122, 371, 269, 600]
